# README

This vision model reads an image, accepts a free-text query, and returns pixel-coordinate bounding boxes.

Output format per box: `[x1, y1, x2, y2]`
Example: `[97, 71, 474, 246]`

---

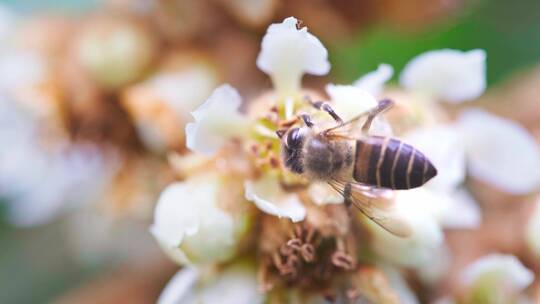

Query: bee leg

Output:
[343, 183, 353, 207]
[299, 113, 314, 128]
[304, 96, 344, 124]
[361, 98, 394, 133]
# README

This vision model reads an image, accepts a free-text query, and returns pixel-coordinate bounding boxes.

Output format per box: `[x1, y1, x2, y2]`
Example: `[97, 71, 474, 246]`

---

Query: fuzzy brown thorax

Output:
[281, 127, 355, 181]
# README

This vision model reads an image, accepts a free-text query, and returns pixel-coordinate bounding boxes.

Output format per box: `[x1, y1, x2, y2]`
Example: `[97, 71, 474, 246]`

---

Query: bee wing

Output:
[328, 180, 412, 238]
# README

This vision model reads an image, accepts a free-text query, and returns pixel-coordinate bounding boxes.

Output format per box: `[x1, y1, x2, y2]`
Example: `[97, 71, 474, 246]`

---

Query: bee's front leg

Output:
[299, 113, 314, 128]
[361, 98, 394, 133]
[304, 96, 344, 125]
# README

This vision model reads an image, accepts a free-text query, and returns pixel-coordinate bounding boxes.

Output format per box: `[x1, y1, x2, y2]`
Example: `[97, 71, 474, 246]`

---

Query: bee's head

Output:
[276, 127, 307, 174]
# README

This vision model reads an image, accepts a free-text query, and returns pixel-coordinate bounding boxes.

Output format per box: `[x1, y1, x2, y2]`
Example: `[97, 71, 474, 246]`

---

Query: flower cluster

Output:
[151, 17, 540, 303]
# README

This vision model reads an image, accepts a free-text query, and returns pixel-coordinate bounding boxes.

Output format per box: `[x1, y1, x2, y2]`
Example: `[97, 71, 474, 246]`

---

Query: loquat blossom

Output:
[459, 254, 534, 303]
[366, 188, 445, 268]
[245, 173, 306, 223]
[256, 17, 330, 98]
[75, 16, 157, 88]
[185, 84, 250, 156]
[122, 54, 220, 152]
[400, 49, 487, 103]
[150, 172, 252, 266]
[353, 48, 540, 238]
[157, 262, 263, 304]
[0, 96, 117, 226]
[353, 63, 394, 96]
[324, 83, 393, 136]
[349, 48, 540, 273]
[0, 16, 119, 226]
[152, 16, 435, 300]
[151, 15, 537, 302]
[399, 49, 540, 195]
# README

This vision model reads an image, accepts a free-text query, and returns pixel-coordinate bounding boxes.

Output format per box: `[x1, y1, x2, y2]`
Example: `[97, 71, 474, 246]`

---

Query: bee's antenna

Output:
[276, 129, 287, 139]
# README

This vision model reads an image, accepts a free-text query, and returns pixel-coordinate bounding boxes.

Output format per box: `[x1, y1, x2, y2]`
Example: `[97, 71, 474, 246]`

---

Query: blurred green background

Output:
[332, 0, 540, 86]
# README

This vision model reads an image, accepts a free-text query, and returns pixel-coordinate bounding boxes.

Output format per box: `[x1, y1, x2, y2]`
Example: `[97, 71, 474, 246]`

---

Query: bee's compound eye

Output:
[286, 128, 303, 148]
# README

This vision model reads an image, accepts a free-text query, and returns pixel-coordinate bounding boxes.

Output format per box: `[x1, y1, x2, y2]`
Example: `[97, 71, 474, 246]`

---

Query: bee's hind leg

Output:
[361, 98, 394, 133]
[303, 96, 344, 125]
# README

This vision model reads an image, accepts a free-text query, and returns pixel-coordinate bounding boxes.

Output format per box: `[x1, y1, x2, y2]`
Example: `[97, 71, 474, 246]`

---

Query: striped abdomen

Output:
[353, 136, 437, 190]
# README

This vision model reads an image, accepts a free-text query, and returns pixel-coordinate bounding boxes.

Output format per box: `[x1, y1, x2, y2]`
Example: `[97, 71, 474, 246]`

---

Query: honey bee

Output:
[277, 98, 437, 237]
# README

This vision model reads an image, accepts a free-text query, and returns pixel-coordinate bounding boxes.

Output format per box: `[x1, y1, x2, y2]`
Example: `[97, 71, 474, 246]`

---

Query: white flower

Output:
[158, 267, 199, 304]
[353, 63, 394, 96]
[457, 109, 540, 194]
[158, 262, 263, 304]
[381, 265, 419, 304]
[526, 198, 540, 257]
[0, 48, 46, 94]
[185, 84, 249, 156]
[325, 84, 392, 136]
[245, 173, 306, 222]
[325, 84, 377, 119]
[461, 254, 534, 292]
[1, 144, 115, 226]
[400, 49, 486, 103]
[403, 126, 465, 192]
[148, 68, 219, 116]
[76, 18, 156, 88]
[150, 173, 246, 265]
[402, 126, 481, 229]
[123, 63, 219, 152]
[368, 189, 444, 268]
[256, 17, 330, 97]
[439, 188, 481, 229]
[0, 98, 117, 226]
[416, 244, 452, 284]
[307, 182, 344, 205]
[221, 0, 276, 27]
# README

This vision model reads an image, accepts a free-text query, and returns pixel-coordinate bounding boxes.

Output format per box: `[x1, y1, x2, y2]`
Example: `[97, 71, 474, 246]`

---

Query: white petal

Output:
[400, 49, 486, 103]
[150, 182, 200, 247]
[0, 48, 47, 92]
[457, 109, 540, 194]
[122, 60, 219, 152]
[380, 265, 419, 304]
[402, 125, 466, 192]
[416, 244, 451, 284]
[148, 67, 219, 114]
[369, 189, 444, 268]
[440, 188, 481, 229]
[192, 263, 263, 304]
[245, 174, 306, 222]
[185, 84, 249, 156]
[325, 84, 392, 136]
[158, 262, 263, 304]
[150, 174, 238, 265]
[222, 0, 276, 27]
[461, 254, 534, 291]
[0, 99, 117, 226]
[526, 199, 540, 257]
[4, 147, 115, 226]
[353, 64, 394, 96]
[158, 267, 199, 304]
[256, 17, 330, 97]
[325, 84, 377, 118]
[307, 182, 344, 205]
